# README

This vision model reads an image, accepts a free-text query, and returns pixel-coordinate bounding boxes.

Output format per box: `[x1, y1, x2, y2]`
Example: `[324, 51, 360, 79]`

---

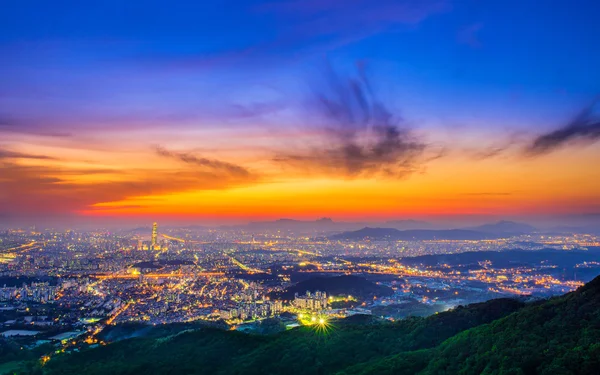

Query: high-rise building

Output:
[293, 291, 328, 311]
[151, 222, 158, 250]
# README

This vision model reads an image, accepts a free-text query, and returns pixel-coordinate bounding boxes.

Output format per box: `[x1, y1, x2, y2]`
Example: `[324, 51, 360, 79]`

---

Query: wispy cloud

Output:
[465, 131, 526, 159]
[0, 114, 72, 138]
[135, 0, 448, 68]
[259, 0, 448, 35]
[526, 99, 600, 155]
[274, 61, 428, 177]
[154, 146, 252, 178]
[0, 148, 57, 160]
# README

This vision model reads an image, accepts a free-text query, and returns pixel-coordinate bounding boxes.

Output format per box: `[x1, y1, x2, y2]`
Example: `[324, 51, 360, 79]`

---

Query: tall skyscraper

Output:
[151, 222, 158, 249]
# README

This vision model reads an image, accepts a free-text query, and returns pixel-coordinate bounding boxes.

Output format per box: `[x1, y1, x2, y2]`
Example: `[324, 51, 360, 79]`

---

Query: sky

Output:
[1, 0, 600, 228]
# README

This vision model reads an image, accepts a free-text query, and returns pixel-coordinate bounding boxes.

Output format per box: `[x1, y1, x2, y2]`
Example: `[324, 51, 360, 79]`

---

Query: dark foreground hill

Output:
[31, 275, 600, 375]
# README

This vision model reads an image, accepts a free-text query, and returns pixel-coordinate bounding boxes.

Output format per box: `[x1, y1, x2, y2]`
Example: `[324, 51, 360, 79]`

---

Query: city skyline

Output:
[2, 0, 600, 227]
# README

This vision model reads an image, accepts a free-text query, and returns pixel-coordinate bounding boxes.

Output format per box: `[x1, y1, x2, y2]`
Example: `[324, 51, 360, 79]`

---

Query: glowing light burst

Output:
[313, 316, 333, 335]
[298, 313, 333, 335]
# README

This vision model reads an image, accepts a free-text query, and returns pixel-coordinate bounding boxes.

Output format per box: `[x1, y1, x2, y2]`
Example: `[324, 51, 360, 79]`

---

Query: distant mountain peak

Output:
[467, 220, 537, 234]
[331, 227, 495, 241]
[275, 218, 298, 223]
[495, 220, 530, 226]
[316, 217, 334, 222]
[384, 219, 435, 230]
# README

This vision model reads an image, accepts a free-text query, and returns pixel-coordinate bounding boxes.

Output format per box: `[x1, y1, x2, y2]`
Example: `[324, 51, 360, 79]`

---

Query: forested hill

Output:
[419, 274, 600, 375]
[36, 275, 600, 375]
[37, 299, 526, 375]
[343, 275, 600, 375]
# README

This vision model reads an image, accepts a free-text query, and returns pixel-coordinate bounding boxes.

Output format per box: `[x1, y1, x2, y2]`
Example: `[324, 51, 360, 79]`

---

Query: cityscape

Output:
[1, 220, 599, 364]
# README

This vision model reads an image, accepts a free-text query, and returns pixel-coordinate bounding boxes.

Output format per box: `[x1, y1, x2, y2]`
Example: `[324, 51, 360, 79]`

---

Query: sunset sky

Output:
[1, 0, 600, 227]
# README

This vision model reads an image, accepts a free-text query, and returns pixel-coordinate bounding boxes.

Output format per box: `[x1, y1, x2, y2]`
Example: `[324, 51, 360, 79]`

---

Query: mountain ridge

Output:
[464, 220, 537, 234]
[330, 227, 496, 241]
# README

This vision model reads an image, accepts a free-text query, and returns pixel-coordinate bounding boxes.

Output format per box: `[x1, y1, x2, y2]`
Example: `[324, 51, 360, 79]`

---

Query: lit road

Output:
[161, 234, 212, 244]
[2, 240, 40, 254]
[161, 234, 186, 243]
[224, 253, 265, 274]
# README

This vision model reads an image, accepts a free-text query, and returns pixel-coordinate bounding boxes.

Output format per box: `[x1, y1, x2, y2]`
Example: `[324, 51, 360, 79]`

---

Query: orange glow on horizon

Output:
[4, 129, 600, 221]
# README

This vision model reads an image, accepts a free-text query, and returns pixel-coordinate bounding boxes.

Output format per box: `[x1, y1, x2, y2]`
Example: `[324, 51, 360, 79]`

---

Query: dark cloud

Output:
[0, 148, 57, 160]
[473, 147, 506, 159]
[527, 99, 600, 155]
[274, 62, 428, 177]
[154, 146, 251, 178]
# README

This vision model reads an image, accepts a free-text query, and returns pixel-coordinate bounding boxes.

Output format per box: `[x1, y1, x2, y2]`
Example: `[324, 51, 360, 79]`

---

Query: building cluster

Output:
[0, 282, 58, 303]
[217, 281, 284, 321]
[293, 291, 328, 311]
[135, 222, 168, 251]
[219, 300, 283, 321]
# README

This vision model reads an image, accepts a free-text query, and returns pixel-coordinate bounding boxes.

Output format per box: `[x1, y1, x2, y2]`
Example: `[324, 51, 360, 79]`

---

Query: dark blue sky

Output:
[2, 0, 599, 134]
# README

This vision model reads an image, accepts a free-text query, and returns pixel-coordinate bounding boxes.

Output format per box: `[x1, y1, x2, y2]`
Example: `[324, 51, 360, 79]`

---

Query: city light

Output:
[0, 224, 593, 363]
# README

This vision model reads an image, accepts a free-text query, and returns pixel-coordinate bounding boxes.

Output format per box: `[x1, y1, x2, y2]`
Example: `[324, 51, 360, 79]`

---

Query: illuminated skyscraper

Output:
[151, 222, 158, 249]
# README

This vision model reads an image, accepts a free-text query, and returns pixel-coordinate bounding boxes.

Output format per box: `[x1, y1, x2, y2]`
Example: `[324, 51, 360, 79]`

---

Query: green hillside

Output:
[24, 275, 600, 375]
[421, 276, 600, 375]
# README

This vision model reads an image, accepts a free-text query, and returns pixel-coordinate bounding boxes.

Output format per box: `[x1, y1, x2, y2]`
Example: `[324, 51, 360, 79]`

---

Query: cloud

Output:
[0, 115, 15, 127]
[0, 157, 258, 218]
[0, 99, 284, 141]
[464, 131, 526, 159]
[0, 148, 57, 160]
[526, 99, 600, 155]
[0, 114, 72, 138]
[274, 61, 428, 177]
[154, 146, 252, 178]
[259, 0, 448, 32]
